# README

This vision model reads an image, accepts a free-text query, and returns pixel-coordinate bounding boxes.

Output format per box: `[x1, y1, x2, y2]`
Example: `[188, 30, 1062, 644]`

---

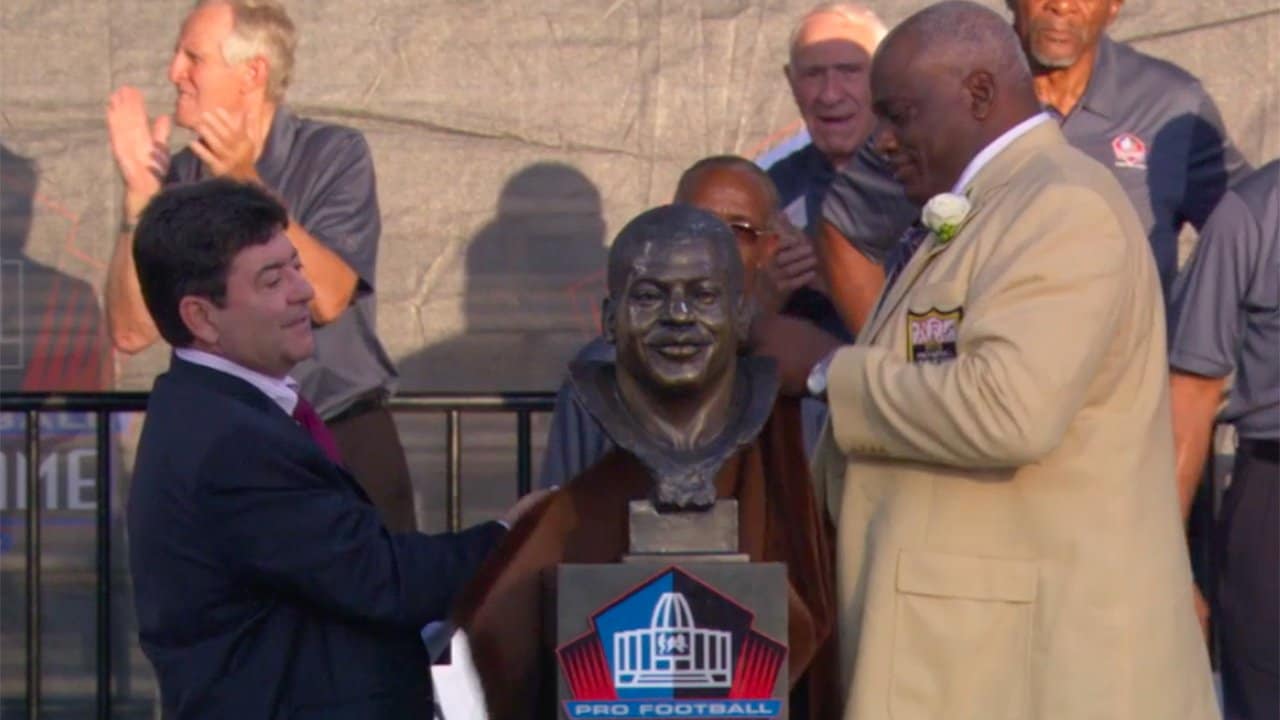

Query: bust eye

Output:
[630, 285, 663, 305]
[694, 286, 721, 305]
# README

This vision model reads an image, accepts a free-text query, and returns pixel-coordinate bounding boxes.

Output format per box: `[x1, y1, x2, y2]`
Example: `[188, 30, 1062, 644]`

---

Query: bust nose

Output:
[664, 288, 692, 322]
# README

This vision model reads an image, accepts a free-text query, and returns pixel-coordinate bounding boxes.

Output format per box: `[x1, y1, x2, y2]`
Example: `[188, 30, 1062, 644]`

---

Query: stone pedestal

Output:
[625, 499, 747, 563]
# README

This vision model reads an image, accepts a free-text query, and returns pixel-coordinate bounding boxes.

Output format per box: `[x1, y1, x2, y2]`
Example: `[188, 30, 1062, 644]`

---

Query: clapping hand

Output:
[191, 107, 261, 183]
[106, 87, 171, 216]
[757, 214, 819, 313]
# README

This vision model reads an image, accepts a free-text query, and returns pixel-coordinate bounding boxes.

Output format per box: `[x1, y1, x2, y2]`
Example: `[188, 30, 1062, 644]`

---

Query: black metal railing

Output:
[0, 390, 555, 720]
[0, 391, 1230, 718]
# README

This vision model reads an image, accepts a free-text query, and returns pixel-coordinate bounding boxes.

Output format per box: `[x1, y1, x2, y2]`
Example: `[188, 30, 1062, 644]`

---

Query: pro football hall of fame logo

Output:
[556, 566, 785, 719]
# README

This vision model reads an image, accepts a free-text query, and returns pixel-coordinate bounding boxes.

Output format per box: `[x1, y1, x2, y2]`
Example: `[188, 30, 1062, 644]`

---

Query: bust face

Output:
[610, 235, 739, 397]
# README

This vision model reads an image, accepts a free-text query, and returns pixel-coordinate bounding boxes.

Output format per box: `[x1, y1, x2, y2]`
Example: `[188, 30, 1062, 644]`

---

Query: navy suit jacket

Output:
[128, 357, 505, 719]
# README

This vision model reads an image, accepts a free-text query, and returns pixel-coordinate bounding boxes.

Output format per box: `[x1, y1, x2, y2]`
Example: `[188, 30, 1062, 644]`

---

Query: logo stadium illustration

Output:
[557, 567, 785, 718]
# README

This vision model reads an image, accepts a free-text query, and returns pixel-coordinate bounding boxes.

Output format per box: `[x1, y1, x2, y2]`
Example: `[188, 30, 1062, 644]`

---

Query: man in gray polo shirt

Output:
[1169, 160, 1278, 720]
[822, 0, 1250, 310]
[1008, 0, 1250, 297]
[104, 0, 414, 530]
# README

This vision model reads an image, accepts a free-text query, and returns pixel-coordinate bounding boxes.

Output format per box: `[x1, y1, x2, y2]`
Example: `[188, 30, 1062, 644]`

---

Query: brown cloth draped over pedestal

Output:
[453, 397, 839, 719]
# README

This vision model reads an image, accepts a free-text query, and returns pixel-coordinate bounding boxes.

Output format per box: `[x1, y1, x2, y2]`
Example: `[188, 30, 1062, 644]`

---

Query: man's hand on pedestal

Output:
[500, 488, 555, 529]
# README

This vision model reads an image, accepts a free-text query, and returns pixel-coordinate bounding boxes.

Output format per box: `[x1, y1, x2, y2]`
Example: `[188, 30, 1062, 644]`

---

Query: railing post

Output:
[446, 409, 462, 532]
[25, 409, 41, 720]
[517, 410, 532, 497]
[96, 410, 113, 719]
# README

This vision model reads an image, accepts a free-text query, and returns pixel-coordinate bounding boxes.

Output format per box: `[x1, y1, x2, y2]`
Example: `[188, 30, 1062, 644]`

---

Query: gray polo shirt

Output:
[1168, 160, 1278, 440]
[1052, 35, 1250, 296]
[819, 140, 918, 266]
[167, 106, 397, 419]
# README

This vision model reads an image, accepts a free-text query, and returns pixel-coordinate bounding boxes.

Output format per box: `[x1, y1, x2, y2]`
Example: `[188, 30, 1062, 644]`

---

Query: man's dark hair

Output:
[674, 154, 780, 212]
[606, 204, 743, 300]
[133, 178, 288, 347]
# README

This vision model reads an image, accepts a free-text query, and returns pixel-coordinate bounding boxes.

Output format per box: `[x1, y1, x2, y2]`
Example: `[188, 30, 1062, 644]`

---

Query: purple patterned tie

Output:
[882, 223, 930, 295]
[870, 223, 930, 321]
[292, 395, 343, 465]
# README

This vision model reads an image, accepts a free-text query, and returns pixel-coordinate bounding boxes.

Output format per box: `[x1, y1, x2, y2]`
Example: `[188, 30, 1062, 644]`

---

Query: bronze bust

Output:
[456, 201, 839, 720]
[570, 204, 778, 511]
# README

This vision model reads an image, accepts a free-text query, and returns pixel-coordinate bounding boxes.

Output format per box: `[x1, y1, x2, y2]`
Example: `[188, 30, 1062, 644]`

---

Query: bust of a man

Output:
[456, 204, 837, 720]
[571, 204, 778, 510]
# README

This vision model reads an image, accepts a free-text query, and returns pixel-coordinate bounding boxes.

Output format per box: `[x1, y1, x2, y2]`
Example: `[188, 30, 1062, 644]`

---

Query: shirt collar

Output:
[1077, 35, 1119, 120]
[1046, 34, 1119, 123]
[952, 112, 1053, 194]
[256, 105, 298, 183]
[175, 347, 300, 415]
[796, 142, 836, 179]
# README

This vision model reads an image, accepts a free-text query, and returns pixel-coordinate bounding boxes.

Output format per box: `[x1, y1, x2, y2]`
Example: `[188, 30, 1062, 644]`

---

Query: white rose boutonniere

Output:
[922, 192, 972, 244]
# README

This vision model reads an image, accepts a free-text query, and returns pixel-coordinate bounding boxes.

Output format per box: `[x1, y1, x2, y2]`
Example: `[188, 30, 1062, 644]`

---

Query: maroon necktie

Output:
[292, 395, 343, 465]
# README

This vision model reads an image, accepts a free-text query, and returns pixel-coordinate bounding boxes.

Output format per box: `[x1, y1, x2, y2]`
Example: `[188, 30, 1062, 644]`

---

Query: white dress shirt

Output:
[175, 348, 300, 416]
[952, 112, 1053, 195]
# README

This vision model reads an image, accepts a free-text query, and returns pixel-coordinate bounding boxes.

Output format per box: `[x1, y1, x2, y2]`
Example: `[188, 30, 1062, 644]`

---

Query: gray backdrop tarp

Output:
[0, 3, 1275, 709]
[3, 0, 1277, 394]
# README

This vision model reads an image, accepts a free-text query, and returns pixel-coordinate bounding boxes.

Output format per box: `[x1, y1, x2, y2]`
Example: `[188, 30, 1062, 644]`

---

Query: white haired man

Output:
[104, 0, 415, 531]
[766, 3, 917, 339]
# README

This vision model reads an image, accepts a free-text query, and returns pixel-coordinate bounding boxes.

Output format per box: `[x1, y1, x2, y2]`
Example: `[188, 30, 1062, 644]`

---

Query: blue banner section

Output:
[565, 700, 781, 718]
[0, 411, 135, 437]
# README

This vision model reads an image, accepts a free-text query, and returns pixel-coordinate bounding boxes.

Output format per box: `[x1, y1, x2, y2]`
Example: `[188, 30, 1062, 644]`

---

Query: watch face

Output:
[806, 362, 826, 397]
[807, 350, 837, 397]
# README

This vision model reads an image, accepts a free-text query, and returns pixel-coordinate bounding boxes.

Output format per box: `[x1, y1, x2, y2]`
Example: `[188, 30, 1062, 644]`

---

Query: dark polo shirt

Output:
[768, 141, 916, 341]
[1169, 160, 1279, 440]
[1050, 35, 1250, 296]
[820, 35, 1250, 301]
[166, 106, 397, 419]
[815, 141, 918, 268]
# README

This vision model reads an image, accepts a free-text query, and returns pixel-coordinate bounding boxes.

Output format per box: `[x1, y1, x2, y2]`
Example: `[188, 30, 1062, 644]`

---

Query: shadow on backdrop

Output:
[401, 161, 608, 393]
[394, 163, 606, 537]
[1, 144, 153, 716]
[1, 144, 108, 393]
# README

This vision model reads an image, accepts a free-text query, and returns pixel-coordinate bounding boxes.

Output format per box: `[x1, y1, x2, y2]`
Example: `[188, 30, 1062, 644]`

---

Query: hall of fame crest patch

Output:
[907, 307, 962, 363]
[1111, 132, 1148, 169]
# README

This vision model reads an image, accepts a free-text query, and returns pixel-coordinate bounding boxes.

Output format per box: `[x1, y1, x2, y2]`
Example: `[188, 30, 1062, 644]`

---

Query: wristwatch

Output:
[806, 349, 837, 398]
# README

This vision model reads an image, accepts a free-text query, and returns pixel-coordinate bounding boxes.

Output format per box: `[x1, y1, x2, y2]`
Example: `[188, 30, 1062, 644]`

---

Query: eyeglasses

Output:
[728, 221, 765, 244]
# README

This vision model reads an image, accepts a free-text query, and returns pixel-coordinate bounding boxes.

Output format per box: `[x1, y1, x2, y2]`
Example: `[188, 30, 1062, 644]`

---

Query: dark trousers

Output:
[328, 404, 417, 532]
[1216, 439, 1279, 720]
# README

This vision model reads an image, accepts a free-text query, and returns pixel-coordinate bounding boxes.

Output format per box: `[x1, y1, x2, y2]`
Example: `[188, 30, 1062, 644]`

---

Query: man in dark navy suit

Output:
[126, 178, 547, 719]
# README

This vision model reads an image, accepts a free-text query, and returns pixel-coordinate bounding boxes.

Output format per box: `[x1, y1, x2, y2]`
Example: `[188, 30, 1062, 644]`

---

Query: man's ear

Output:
[783, 63, 800, 96]
[964, 70, 996, 121]
[1106, 0, 1124, 26]
[240, 55, 270, 96]
[178, 295, 221, 347]
[601, 297, 617, 344]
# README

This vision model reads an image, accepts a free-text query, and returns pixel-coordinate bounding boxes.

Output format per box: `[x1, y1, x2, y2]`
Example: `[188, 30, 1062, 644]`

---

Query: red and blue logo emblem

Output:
[1111, 132, 1148, 169]
[557, 566, 784, 718]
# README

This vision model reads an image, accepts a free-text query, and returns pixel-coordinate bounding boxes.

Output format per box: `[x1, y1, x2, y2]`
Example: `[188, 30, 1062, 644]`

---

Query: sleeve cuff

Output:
[1168, 348, 1233, 379]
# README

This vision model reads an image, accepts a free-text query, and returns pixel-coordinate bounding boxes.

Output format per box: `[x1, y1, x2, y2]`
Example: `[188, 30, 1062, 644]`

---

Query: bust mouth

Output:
[568, 355, 780, 512]
[650, 342, 708, 360]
